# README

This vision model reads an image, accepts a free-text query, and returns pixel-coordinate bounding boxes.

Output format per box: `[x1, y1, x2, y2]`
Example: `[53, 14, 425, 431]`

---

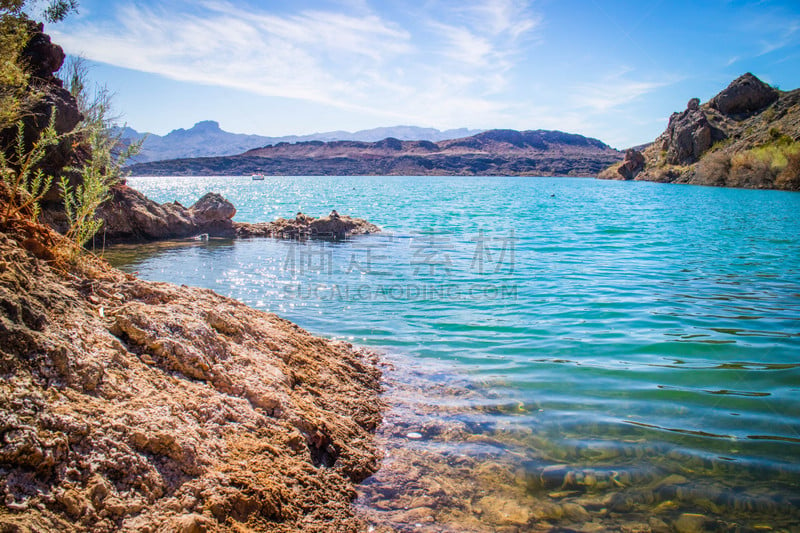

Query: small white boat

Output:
[251, 173, 265, 180]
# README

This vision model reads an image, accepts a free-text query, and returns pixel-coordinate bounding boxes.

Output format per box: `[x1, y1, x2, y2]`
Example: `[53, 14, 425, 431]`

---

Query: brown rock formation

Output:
[0, 210, 383, 531]
[94, 187, 237, 243]
[235, 211, 380, 240]
[709, 73, 779, 116]
[598, 73, 800, 190]
[659, 99, 726, 166]
[0, 22, 82, 202]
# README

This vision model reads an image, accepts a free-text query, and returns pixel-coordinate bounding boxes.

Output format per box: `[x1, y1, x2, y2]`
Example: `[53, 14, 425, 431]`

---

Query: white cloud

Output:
[50, 0, 544, 129]
[570, 69, 670, 113]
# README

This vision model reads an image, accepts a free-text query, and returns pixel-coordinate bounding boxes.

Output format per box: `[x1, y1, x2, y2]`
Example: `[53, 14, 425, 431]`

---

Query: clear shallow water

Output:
[112, 175, 800, 530]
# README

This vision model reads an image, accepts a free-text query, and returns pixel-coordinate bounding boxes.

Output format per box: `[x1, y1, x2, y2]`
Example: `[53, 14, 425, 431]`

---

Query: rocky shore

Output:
[0, 213, 384, 531]
[48, 183, 381, 245]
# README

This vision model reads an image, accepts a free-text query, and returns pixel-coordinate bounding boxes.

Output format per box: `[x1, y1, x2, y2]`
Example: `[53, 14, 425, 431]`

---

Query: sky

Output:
[42, 0, 800, 149]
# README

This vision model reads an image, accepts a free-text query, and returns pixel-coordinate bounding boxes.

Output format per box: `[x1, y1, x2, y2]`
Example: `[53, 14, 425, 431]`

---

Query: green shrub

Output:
[0, 111, 59, 222]
[729, 151, 774, 188]
[59, 57, 140, 255]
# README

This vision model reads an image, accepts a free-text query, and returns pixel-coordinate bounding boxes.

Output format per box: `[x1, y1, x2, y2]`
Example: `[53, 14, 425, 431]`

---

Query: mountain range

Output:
[126, 129, 623, 177]
[120, 121, 484, 163]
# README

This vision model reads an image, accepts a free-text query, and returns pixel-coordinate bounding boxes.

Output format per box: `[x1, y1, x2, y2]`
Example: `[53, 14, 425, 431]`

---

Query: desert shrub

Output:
[729, 151, 776, 188]
[0, 111, 59, 222]
[1, 2, 79, 129]
[695, 150, 731, 186]
[776, 151, 800, 190]
[59, 57, 140, 255]
[0, 9, 35, 129]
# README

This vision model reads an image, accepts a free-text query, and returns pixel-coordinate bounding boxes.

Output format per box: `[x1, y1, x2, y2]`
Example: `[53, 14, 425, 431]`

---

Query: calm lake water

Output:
[110, 175, 800, 531]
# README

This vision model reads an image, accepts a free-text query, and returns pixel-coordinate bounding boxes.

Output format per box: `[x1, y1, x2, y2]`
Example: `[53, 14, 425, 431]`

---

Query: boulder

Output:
[21, 22, 66, 83]
[616, 148, 645, 180]
[190, 193, 236, 224]
[709, 72, 778, 116]
[95, 186, 236, 243]
[235, 212, 380, 240]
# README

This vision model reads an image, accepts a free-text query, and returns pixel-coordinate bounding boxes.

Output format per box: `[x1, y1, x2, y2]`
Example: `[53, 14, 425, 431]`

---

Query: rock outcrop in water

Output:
[235, 211, 380, 240]
[89, 186, 238, 243]
[126, 129, 624, 177]
[86, 185, 380, 244]
[0, 203, 383, 531]
[598, 73, 800, 190]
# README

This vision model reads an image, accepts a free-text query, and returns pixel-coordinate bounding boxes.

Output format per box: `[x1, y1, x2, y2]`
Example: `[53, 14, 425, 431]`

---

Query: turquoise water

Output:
[113, 175, 800, 530]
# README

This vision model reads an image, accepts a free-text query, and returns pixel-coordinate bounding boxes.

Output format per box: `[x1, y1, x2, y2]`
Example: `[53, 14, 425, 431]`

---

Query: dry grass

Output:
[695, 150, 731, 186]
[699, 138, 800, 189]
[776, 151, 800, 190]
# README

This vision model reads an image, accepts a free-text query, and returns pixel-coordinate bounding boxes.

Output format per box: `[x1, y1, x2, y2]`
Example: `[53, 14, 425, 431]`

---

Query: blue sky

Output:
[44, 0, 800, 148]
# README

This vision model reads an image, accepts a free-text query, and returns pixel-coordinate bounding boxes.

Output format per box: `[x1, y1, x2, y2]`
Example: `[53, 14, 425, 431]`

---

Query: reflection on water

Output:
[104, 237, 235, 269]
[111, 175, 800, 531]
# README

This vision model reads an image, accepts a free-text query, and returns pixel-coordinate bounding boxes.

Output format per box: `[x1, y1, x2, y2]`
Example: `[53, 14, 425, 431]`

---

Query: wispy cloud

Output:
[51, 0, 544, 127]
[570, 69, 671, 113]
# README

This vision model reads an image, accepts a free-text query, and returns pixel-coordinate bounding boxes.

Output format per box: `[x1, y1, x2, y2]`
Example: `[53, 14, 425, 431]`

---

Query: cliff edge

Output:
[598, 73, 800, 190]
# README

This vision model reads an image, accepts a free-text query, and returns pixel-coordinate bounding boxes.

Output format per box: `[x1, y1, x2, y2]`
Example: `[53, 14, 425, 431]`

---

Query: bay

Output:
[109, 175, 800, 530]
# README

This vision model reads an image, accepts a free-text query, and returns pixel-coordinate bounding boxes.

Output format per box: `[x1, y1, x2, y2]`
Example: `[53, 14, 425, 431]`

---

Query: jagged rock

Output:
[96, 186, 236, 243]
[21, 22, 66, 82]
[659, 101, 725, 165]
[235, 212, 380, 240]
[710, 72, 778, 116]
[616, 149, 645, 180]
[597, 72, 800, 190]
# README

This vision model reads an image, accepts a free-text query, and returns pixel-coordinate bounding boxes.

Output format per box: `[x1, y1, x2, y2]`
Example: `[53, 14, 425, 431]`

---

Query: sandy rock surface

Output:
[0, 220, 383, 532]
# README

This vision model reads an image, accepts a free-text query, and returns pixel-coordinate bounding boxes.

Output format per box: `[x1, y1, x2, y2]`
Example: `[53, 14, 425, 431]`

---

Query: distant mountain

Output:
[120, 121, 485, 163]
[127, 129, 624, 177]
[599, 73, 800, 190]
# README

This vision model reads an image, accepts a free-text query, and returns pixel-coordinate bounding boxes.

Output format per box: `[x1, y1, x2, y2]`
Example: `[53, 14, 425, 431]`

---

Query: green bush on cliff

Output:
[1, 1, 79, 128]
[0, 111, 58, 222]
[1, 1, 141, 257]
[60, 57, 140, 253]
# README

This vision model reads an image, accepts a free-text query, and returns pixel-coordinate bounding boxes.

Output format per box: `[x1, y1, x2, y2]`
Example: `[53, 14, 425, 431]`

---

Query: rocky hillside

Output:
[126, 129, 623, 177]
[598, 73, 800, 190]
[122, 122, 484, 163]
[0, 210, 383, 532]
